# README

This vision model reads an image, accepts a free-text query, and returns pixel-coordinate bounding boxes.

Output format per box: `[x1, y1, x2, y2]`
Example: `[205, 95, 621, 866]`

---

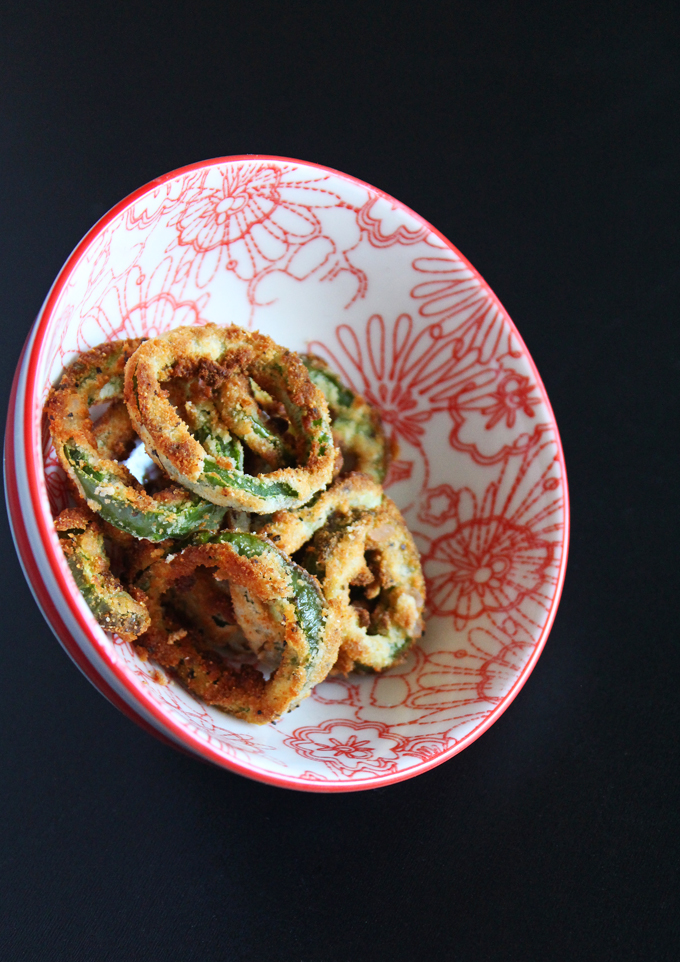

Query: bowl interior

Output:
[32, 157, 567, 788]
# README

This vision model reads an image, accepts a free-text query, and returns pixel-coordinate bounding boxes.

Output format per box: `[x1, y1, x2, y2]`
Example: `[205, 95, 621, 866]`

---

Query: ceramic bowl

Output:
[5, 156, 569, 791]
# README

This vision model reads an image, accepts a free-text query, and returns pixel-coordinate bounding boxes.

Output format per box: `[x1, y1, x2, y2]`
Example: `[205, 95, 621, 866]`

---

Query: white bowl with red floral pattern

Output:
[5, 157, 569, 791]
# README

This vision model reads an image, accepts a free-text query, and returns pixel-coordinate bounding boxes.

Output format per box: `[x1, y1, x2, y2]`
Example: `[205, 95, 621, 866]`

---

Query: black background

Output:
[1, 2, 679, 960]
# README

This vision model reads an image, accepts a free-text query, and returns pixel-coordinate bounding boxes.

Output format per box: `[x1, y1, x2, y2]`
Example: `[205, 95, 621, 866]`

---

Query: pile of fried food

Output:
[46, 324, 425, 724]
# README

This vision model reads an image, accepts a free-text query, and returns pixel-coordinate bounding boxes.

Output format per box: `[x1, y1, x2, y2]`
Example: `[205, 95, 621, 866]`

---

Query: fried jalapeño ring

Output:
[134, 531, 341, 724]
[301, 354, 392, 483]
[46, 339, 227, 542]
[55, 506, 150, 643]
[124, 325, 335, 513]
[256, 472, 384, 553]
[258, 474, 425, 673]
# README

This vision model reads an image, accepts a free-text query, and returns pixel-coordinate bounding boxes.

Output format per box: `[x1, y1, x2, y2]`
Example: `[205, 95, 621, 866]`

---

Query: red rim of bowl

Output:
[5, 155, 570, 792]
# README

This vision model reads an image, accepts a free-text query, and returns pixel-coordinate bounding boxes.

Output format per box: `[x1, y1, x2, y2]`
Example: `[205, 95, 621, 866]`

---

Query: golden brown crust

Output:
[260, 477, 426, 673]
[258, 472, 384, 555]
[302, 353, 392, 483]
[326, 497, 425, 673]
[54, 505, 92, 532]
[46, 338, 220, 540]
[45, 327, 426, 722]
[55, 506, 151, 643]
[46, 340, 143, 478]
[134, 538, 341, 724]
[124, 325, 335, 512]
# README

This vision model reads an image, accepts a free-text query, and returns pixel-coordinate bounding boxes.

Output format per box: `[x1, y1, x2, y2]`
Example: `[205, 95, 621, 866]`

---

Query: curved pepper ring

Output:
[301, 354, 392, 483]
[55, 506, 150, 642]
[259, 474, 425, 673]
[134, 530, 342, 723]
[124, 325, 335, 513]
[46, 339, 227, 541]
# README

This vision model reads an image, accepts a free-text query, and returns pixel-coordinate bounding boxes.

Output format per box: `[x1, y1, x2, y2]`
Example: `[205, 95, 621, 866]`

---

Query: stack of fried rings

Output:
[46, 324, 425, 724]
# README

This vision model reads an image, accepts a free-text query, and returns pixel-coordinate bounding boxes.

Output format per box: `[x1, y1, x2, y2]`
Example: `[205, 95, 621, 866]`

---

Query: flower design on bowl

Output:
[283, 719, 407, 778]
[424, 515, 553, 626]
[310, 312, 495, 451]
[7, 156, 568, 792]
[168, 163, 353, 296]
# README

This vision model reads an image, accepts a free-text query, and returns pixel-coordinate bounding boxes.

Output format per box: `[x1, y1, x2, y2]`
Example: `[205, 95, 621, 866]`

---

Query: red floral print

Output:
[424, 516, 553, 625]
[383, 458, 414, 489]
[168, 163, 357, 299]
[283, 720, 408, 777]
[31, 158, 567, 785]
[356, 198, 429, 247]
[479, 371, 540, 430]
[176, 165, 295, 257]
[353, 618, 537, 732]
[418, 485, 459, 526]
[309, 312, 495, 450]
[419, 460, 559, 630]
[410, 244, 518, 364]
[324, 735, 374, 759]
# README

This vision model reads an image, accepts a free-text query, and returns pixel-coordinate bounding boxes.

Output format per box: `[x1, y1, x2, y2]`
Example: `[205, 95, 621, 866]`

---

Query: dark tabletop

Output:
[1, 2, 678, 960]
